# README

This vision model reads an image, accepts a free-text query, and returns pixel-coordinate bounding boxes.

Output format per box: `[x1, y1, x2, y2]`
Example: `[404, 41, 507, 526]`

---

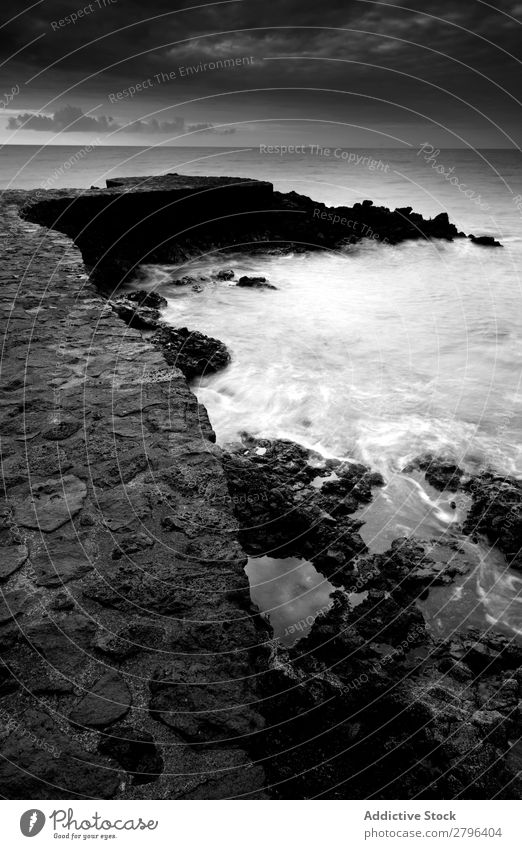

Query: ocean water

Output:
[3, 144, 522, 642]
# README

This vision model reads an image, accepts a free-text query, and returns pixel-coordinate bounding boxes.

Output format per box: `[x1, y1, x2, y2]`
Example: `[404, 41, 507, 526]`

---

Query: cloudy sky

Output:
[1, 0, 520, 147]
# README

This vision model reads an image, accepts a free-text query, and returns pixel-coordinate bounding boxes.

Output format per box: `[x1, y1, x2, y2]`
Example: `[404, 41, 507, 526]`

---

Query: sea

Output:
[2, 143, 522, 644]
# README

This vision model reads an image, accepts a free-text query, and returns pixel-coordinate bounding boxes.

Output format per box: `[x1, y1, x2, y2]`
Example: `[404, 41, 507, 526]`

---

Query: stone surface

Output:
[222, 434, 380, 583]
[13, 474, 87, 531]
[0, 708, 120, 799]
[69, 671, 132, 728]
[464, 473, 522, 570]
[237, 276, 277, 290]
[98, 724, 164, 784]
[151, 325, 231, 381]
[0, 543, 28, 580]
[403, 454, 464, 491]
[0, 195, 266, 798]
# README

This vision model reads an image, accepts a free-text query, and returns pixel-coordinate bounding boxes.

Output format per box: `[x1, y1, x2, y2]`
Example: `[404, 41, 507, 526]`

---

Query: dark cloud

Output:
[7, 104, 236, 135]
[1, 0, 520, 145]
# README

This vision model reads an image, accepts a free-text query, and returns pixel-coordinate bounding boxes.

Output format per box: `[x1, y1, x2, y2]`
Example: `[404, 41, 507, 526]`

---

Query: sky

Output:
[0, 0, 521, 148]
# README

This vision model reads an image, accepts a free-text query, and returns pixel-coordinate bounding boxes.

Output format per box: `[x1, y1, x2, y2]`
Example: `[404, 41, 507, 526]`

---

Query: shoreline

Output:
[0, 175, 520, 799]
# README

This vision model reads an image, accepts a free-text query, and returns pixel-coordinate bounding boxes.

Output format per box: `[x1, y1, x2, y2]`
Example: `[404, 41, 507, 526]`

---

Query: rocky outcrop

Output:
[222, 433, 383, 584]
[20, 174, 501, 288]
[404, 455, 464, 491]
[237, 276, 277, 290]
[469, 235, 502, 247]
[258, 559, 522, 799]
[150, 325, 231, 381]
[464, 473, 522, 570]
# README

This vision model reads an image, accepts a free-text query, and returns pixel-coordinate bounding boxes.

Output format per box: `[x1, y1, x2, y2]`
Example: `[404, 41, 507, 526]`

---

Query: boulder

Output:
[464, 473, 522, 569]
[151, 325, 231, 380]
[215, 268, 235, 280]
[123, 289, 167, 309]
[469, 235, 502, 247]
[403, 455, 464, 491]
[237, 276, 277, 290]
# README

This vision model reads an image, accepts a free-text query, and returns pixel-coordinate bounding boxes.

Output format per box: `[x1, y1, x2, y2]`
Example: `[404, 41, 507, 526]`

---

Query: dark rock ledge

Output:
[0, 194, 267, 800]
[20, 173, 501, 287]
[1, 177, 519, 801]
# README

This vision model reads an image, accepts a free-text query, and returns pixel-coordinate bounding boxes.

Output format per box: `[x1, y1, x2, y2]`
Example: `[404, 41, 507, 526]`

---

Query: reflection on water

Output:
[245, 556, 334, 646]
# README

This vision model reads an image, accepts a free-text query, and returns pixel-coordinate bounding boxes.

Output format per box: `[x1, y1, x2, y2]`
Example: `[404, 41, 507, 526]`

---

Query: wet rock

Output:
[70, 671, 132, 728]
[13, 474, 87, 532]
[469, 235, 502, 247]
[151, 325, 231, 380]
[357, 537, 470, 595]
[110, 298, 161, 329]
[123, 289, 167, 309]
[0, 708, 119, 799]
[237, 276, 277, 290]
[464, 473, 522, 569]
[170, 275, 199, 286]
[403, 454, 464, 491]
[215, 268, 234, 280]
[222, 435, 380, 582]
[0, 543, 28, 580]
[98, 724, 164, 784]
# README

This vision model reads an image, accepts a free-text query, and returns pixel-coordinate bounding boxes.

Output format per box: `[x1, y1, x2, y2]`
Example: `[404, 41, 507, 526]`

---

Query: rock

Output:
[111, 532, 155, 559]
[69, 671, 132, 728]
[403, 454, 464, 491]
[26, 613, 96, 671]
[170, 275, 199, 286]
[110, 298, 160, 329]
[151, 325, 231, 380]
[42, 419, 80, 440]
[215, 269, 234, 280]
[21, 176, 471, 286]
[464, 473, 522, 569]
[98, 724, 164, 784]
[237, 276, 277, 290]
[469, 234, 502, 247]
[96, 485, 149, 532]
[149, 661, 264, 745]
[93, 623, 164, 659]
[221, 435, 379, 581]
[0, 708, 119, 799]
[0, 544, 28, 580]
[13, 474, 87, 532]
[0, 589, 32, 626]
[33, 537, 94, 586]
[123, 289, 167, 309]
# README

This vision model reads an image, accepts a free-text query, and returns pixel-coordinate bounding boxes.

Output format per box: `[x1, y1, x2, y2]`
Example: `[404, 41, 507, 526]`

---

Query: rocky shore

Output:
[20, 173, 499, 288]
[0, 175, 520, 800]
